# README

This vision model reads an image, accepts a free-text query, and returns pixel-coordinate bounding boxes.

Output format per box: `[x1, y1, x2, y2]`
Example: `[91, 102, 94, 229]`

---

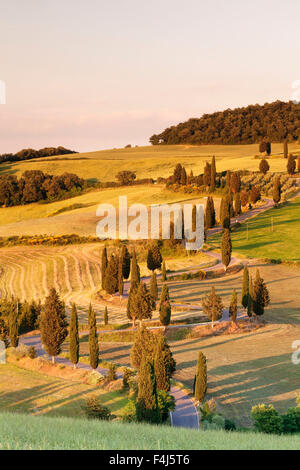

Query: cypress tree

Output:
[283, 139, 288, 159]
[203, 162, 212, 188]
[221, 228, 232, 271]
[130, 248, 140, 290]
[259, 159, 270, 175]
[230, 172, 241, 193]
[69, 303, 79, 368]
[136, 358, 161, 424]
[202, 286, 224, 328]
[173, 163, 182, 184]
[247, 276, 254, 318]
[159, 297, 171, 326]
[89, 304, 99, 369]
[9, 301, 19, 348]
[205, 197, 213, 229]
[154, 336, 176, 392]
[0, 317, 9, 348]
[104, 306, 109, 326]
[39, 288, 68, 364]
[103, 254, 119, 294]
[210, 156, 216, 190]
[273, 176, 281, 205]
[241, 265, 250, 309]
[118, 254, 124, 296]
[101, 247, 108, 289]
[161, 261, 167, 281]
[180, 166, 187, 185]
[130, 282, 153, 326]
[234, 192, 242, 216]
[150, 271, 158, 307]
[229, 289, 238, 324]
[147, 242, 162, 272]
[287, 154, 296, 175]
[160, 283, 170, 304]
[194, 351, 207, 403]
[119, 244, 131, 279]
[253, 269, 270, 316]
[220, 195, 231, 229]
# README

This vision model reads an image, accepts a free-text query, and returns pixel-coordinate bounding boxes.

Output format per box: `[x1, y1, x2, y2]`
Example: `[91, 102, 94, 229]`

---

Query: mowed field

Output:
[209, 197, 300, 262]
[1, 143, 298, 184]
[0, 185, 216, 237]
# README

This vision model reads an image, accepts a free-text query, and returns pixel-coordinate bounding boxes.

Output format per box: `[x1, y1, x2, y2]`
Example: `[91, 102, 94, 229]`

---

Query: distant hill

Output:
[150, 100, 300, 145]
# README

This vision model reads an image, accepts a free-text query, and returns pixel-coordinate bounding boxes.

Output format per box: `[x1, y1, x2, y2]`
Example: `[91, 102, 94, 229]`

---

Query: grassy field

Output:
[0, 411, 299, 450]
[0, 364, 127, 418]
[1, 143, 298, 184]
[0, 185, 212, 237]
[209, 198, 300, 262]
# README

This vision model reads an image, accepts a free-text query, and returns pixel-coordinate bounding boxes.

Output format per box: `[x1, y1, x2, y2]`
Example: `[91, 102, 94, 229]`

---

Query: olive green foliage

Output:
[89, 304, 99, 369]
[69, 303, 79, 367]
[194, 351, 207, 403]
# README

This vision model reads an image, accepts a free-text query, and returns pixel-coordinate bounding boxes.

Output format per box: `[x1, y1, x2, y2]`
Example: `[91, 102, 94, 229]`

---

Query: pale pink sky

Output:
[0, 0, 299, 153]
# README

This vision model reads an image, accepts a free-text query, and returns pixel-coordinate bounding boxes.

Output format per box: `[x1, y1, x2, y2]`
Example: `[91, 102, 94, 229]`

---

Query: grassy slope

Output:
[0, 412, 299, 450]
[209, 198, 300, 262]
[0, 364, 127, 418]
[1, 143, 298, 184]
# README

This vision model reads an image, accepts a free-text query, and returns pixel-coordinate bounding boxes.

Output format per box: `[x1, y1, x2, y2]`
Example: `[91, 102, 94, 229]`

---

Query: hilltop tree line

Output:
[0, 170, 85, 206]
[0, 146, 77, 164]
[150, 100, 300, 145]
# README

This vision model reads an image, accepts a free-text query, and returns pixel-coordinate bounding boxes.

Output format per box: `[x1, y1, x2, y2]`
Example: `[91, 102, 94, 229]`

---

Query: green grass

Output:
[0, 412, 299, 450]
[1, 143, 298, 184]
[209, 198, 300, 262]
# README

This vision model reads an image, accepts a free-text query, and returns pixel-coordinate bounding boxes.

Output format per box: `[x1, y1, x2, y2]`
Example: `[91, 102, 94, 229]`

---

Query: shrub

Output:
[120, 400, 137, 422]
[8, 344, 30, 359]
[199, 398, 217, 422]
[225, 418, 236, 431]
[282, 407, 300, 434]
[83, 395, 111, 420]
[157, 390, 176, 422]
[28, 346, 37, 359]
[251, 404, 283, 434]
[86, 370, 105, 386]
[122, 368, 135, 391]
[107, 363, 117, 382]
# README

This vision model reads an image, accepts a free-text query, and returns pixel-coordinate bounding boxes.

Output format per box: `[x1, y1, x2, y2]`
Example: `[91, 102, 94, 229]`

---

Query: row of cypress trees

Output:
[241, 266, 270, 317]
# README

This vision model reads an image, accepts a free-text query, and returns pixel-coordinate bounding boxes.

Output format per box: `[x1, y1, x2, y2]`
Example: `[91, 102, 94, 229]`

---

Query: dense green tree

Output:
[234, 192, 242, 216]
[69, 303, 79, 368]
[8, 302, 19, 348]
[159, 284, 171, 326]
[194, 352, 207, 403]
[253, 270, 270, 316]
[154, 336, 176, 392]
[89, 304, 99, 369]
[101, 247, 108, 289]
[103, 254, 119, 294]
[150, 271, 158, 306]
[147, 242, 162, 272]
[221, 228, 232, 270]
[229, 289, 238, 324]
[136, 359, 161, 424]
[119, 245, 131, 279]
[39, 288, 68, 363]
[130, 282, 153, 325]
[241, 265, 250, 309]
[202, 287, 224, 327]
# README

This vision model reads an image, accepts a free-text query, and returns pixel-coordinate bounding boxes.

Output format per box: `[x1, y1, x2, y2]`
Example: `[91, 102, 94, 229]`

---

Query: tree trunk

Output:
[52, 356, 55, 364]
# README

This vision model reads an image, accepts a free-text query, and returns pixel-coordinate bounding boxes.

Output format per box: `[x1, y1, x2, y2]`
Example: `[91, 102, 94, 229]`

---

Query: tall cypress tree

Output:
[229, 289, 238, 324]
[202, 286, 224, 327]
[210, 156, 216, 191]
[103, 253, 119, 294]
[150, 271, 158, 307]
[147, 242, 162, 272]
[161, 261, 167, 281]
[273, 176, 281, 205]
[221, 228, 232, 271]
[154, 336, 176, 392]
[130, 248, 140, 290]
[194, 351, 207, 403]
[40, 288, 68, 364]
[118, 253, 124, 297]
[234, 192, 242, 216]
[119, 244, 131, 279]
[101, 247, 108, 289]
[9, 301, 19, 348]
[104, 306, 109, 325]
[130, 282, 153, 326]
[241, 265, 250, 309]
[220, 196, 231, 229]
[69, 303, 79, 368]
[283, 139, 288, 159]
[89, 304, 99, 369]
[136, 358, 161, 424]
[252, 269, 270, 316]
[247, 276, 254, 318]
[0, 317, 9, 348]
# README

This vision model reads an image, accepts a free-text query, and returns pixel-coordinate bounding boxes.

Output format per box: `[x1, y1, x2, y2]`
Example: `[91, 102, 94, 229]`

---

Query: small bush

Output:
[120, 400, 137, 423]
[28, 346, 37, 359]
[251, 404, 283, 434]
[83, 395, 111, 420]
[86, 370, 105, 386]
[199, 398, 216, 422]
[107, 363, 117, 382]
[282, 408, 300, 434]
[224, 418, 236, 431]
[122, 368, 135, 391]
[157, 390, 176, 422]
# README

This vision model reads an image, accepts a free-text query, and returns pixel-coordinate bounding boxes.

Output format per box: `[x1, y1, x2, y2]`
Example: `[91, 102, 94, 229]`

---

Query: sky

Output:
[0, 0, 299, 153]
